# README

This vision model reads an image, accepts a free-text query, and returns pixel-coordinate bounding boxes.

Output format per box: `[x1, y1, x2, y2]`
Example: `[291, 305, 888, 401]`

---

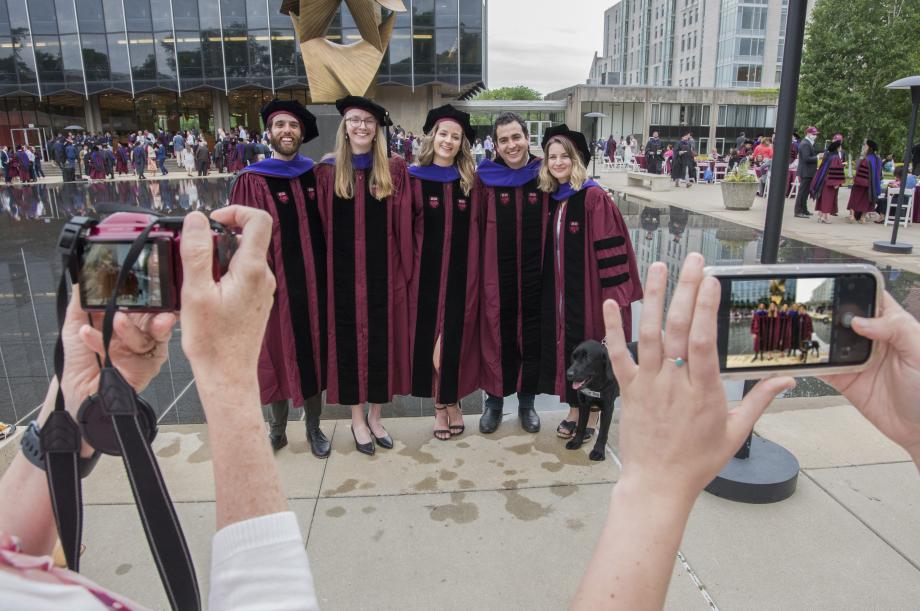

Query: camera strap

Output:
[46, 218, 201, 610]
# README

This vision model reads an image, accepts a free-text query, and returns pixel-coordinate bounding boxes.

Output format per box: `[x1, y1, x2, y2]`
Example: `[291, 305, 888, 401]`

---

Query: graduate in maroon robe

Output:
[115, 143, 130, 174]
[750, 303, 767, 361]
[537, 125, 642, 435]
[847, 139, 882, 222]
[475, 112, 553, 435]
[227, 138, 244, 172]
[777, 303, 792, 354]
[407, 105, 481, 441]
[89, 147, 106, 180]
[764, 303, 781, 356]
[15, 146, 30, 182]
[796, 304, 814, 358]
[228, 99, 331, 459]
[315, 96, 412, 456]
[810, 140, 845, 223]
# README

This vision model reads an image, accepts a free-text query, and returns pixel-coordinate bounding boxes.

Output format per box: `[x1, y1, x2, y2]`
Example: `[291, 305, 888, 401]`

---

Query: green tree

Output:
[473, 86, 543, 101]
[798, 0, 920, 157]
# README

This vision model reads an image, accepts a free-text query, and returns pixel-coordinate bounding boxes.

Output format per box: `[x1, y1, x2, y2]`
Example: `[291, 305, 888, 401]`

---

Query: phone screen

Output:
[79, 240, 170, 309]
[716, 272, 876, 373]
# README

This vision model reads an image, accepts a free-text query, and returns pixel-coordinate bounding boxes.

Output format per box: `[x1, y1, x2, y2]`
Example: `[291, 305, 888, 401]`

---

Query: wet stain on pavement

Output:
[156, 438, 180, 458]
[550, 485, 577, 498]
[325, 506, 346, 518]
[429, 492, 479, 524]
[541, 461, 563, 473]
[359, 482, 375, 490]
[413, 476, 438, 492]
[502, 479, 530, 489]
[325, 479, 359, 496]
[503, 469, 517, 475]
[457, 479, 476, 489]
[507, 442, 533, 455]
[362, 506, 377, 514]
[372, 529, 384, 542]
[188, 433, 210, 464]
[115, 563, 132, 575]
[439, 469, 457, 481]
[566, 518, 585, 531]
[398, 444, 439, 464]
[456, 442, 470, 448]
[453, 458, 464, 468]
[500, 489, 553, 521]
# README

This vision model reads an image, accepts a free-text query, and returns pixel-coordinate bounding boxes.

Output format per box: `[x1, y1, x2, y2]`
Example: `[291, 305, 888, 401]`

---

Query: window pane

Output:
[76, 0, 106, 34]
[435, 0, 457, 28]
[35, 35, 64, 83]
[174, 2, 199, 30]
[30, 0, 58, 35]
[149, 0, 172, 32]
[124, 0, 152, 32]
[103, 0, 126, 32]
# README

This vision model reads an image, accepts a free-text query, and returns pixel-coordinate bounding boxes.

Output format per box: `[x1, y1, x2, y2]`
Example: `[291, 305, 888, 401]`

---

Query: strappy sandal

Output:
[447, 402, 465, 436]
[0, 422, 15, 441]
[433, 405, 451, 441]
[556, 420, 576, 439]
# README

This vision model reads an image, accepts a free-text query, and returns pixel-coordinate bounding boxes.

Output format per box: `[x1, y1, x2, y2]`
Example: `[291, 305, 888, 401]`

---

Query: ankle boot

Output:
[479, 405, 503, 434]
[518, 406, 541, 433]
[306, 404, 331, 458]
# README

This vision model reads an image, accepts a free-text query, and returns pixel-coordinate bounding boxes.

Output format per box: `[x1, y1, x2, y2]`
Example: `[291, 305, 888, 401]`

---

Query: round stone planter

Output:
[720, 181, 759, 210]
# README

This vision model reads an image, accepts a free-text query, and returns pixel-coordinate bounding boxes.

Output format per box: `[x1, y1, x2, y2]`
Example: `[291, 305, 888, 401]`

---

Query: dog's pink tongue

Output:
[572, 380, 585, 390]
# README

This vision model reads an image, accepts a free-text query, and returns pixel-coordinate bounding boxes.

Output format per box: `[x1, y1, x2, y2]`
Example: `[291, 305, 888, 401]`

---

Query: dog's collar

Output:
[578, 388, 602, 399]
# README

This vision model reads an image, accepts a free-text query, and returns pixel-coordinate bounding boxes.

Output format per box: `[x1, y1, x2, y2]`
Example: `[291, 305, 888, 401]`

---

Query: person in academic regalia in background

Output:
[786, 303, 801, 357]
[750, 303, 768, 361]
[228, 99, 331, 459]
[315, 96, 412, 457]
[407, 105, 481, 442]
[670, 131, 696, 188]
[764, 302, 781, 357]
[777, 303, 792, 355]
[645, 131, 663, 174]
[115, 142, 130, 175]
[227, 137, 244, 172]
[847, 139, 882, 223]
[475, 112, 553, 436]
[15, 146, 31, 183]
[537, 125, 643, 442]
[796, 304, 814, 355]
[810, 140, 845, 223]
[89, 146, 106, 180]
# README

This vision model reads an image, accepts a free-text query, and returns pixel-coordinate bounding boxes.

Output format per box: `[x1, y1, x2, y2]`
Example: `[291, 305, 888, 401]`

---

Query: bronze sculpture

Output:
[281, 0, 407, 102]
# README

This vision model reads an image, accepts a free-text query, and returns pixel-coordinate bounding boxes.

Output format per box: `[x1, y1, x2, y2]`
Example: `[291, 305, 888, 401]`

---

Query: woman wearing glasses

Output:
[316, 96, 412, 456]
[407, 105, 480, 441]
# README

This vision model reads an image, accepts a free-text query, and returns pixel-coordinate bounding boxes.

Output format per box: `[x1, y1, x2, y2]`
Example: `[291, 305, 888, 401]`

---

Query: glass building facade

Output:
[0, 0, 485, 144]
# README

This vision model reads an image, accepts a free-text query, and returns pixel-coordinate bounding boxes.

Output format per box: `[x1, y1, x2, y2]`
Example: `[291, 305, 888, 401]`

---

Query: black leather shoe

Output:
[367, 416, 393, 449]
[351, 426, 375, 456]
[794, 212, 808, 218]
[306, 402, 331, 458]
[479, 406, 503, 434]
[269, 433, 288, 452]
[519, 407, 541, 433]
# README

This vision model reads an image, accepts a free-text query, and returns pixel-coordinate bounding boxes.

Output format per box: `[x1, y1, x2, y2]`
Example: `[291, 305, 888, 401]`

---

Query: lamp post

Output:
[584, 111, 607, 178]
[872, 75, 919, 255]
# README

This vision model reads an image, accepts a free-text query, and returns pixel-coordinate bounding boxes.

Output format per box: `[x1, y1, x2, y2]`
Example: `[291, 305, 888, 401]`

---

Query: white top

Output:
[0, 511, 318, 610]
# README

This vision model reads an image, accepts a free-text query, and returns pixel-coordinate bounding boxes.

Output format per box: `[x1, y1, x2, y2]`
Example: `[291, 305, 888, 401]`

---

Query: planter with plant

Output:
[720, 160, 759, 210]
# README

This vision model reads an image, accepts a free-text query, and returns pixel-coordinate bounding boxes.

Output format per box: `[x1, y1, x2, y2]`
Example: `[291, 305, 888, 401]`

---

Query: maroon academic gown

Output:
[407, 167, 480, 405]
[228, 155, 327, 408]
[16, 151, 30, 182]
[476, 157, 553, 398]
[798, 313, 814, 341]
[846, 158, 877, 213]
[539, 183, 643, 405]
[315, 155, 412, 405]
[751, 310, 766, 353]
[813, 155, 844, 213]
[90, 151, 106, 179]
[115, 146, 129, 174]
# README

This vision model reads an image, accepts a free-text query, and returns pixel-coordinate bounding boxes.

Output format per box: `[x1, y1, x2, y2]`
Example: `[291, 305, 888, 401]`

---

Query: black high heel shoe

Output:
[366, 416, 393, 449]
[351, 424, 375, 456]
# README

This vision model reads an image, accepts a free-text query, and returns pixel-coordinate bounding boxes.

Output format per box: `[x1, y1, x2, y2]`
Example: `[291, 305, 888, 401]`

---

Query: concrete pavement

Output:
[2, 396, 918, 610]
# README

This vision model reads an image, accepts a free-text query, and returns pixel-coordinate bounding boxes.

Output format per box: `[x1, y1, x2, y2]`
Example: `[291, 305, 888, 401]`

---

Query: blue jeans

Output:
[157, 159, 168, 175]
[485, 393, 535, 410]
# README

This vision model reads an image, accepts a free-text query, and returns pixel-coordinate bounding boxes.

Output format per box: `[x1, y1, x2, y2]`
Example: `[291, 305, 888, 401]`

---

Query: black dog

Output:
[565, 340, 619, 461]
[799, 340, 820, 363]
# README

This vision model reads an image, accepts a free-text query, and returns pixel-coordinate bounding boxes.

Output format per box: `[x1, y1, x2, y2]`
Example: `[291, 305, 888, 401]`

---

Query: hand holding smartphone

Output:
[706, 263, 883, 379]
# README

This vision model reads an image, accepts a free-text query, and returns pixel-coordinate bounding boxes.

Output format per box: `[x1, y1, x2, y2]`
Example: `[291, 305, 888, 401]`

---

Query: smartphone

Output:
[706, 263, 883, 379]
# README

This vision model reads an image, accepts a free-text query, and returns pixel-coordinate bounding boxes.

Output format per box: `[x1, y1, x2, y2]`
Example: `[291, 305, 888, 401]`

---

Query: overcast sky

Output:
[486, 0, 612, 97]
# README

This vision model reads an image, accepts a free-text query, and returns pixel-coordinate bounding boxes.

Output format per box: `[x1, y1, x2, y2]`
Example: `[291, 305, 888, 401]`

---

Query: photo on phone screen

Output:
[713, 267, 878, 375]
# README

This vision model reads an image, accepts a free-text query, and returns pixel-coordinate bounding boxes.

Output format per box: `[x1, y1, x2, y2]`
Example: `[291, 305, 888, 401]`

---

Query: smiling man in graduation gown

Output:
[228, 99, 331, 458]
[476, 112, 554, 434]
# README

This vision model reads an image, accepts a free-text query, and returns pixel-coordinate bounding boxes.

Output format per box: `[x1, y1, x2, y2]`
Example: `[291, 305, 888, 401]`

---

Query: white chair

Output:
[714, 162, 728, 183]
[787, 176, 799, 199]
[884, 190, 914, 227]
[612, 155, 625, 169]
[602, 155, 614, 170]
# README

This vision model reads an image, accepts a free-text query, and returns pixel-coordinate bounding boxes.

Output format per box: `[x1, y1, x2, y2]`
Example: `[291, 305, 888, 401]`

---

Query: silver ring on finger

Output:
[665, 356, 687, 367]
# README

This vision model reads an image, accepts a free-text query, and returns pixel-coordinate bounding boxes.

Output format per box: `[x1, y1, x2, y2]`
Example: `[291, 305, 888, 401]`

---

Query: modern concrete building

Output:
[558, 0, 816, 154]
[0, 0, 486, 152]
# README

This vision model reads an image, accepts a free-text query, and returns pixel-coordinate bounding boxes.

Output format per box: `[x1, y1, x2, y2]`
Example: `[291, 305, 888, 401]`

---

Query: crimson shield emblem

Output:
[568, 220, 580, 234]
[527, 192, 538, 205]
[499, 192, 511, 206]
[429, 196, 440, 209]
[277, 191, 290, 204]
[456, 198, 468, 211]
[307, 187, 316, 200]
